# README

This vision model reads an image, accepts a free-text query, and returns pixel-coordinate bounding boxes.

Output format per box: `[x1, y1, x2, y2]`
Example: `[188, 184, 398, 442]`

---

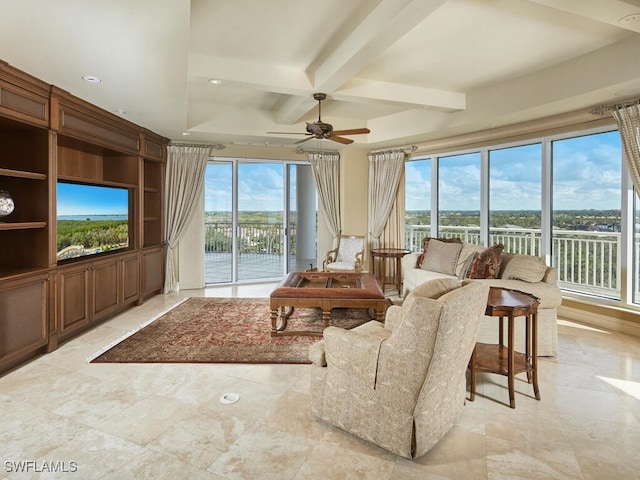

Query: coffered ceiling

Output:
[3, 0, 640, 149]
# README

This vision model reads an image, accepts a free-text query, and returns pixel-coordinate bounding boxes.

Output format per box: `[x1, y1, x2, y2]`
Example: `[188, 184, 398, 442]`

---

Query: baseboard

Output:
[558, 304, 640, 339]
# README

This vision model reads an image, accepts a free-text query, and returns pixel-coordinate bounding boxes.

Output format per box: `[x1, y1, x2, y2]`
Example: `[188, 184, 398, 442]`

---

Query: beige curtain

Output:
[308, 151, 341, 237]
[367, 150, 405, 249]
[164, 145, 209, 293]
[612, 103, 640, 197]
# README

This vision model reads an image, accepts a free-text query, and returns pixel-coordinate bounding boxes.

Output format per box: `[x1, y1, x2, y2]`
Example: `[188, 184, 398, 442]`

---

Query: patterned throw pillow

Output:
[416, 237, 463, 268]
[464, 244, 504, 279]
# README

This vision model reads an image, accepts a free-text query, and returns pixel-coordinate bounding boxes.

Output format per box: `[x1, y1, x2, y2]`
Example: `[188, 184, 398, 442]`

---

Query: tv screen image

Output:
[56, 182, 130, 261]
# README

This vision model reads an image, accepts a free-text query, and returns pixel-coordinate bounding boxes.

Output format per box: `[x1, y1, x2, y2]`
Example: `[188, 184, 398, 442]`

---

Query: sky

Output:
[57, 182, 129, 216]
[406, 129, 622, 211]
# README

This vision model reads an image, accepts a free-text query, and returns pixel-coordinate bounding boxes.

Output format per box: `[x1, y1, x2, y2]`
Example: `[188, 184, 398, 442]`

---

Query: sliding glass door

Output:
[204, 159, 316, 284]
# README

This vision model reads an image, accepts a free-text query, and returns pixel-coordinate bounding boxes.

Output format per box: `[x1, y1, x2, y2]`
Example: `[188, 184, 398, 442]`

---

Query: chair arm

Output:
[354, 251, 364, 270]
[323, 326, 387, 389]
[401, 253, 421, 279]
[383, 305, 403, 331]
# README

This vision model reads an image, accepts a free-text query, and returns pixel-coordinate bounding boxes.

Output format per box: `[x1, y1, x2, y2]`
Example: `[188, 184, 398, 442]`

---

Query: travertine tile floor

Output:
[2, 282, 640, 479]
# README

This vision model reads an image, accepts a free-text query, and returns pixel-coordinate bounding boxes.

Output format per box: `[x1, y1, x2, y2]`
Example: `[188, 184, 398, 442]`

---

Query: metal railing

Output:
[205, 221, 628, 299]
[405, 225, 622, 299]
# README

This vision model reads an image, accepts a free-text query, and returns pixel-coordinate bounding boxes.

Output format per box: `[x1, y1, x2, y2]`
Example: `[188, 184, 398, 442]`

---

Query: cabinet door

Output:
[57, 265, 91, 337]
[92, 259, 120, 321]
[121, 254, 140, 305]
[142, 247, 164, 297]
[0, 273, 48, 366]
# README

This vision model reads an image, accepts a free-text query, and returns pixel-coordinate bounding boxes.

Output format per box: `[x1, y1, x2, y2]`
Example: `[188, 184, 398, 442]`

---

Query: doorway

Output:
[204, 159, 316, 284]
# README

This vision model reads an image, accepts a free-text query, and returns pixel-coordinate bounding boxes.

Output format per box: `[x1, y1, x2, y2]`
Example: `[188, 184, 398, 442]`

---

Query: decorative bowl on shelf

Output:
[0, 190, 15, 218]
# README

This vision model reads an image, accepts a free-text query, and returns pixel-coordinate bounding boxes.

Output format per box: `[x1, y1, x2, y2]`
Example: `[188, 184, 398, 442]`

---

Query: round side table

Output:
[370, 248, 411, 296]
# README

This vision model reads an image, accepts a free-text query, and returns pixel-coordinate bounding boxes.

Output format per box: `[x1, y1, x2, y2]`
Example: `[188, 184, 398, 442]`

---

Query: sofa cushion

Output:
[463, 244, 503, 279]
[416, 237, 462, 268]
[421, 239, 463, 275]
[410, 278, 462, 300]
[500, 254, 547, 283]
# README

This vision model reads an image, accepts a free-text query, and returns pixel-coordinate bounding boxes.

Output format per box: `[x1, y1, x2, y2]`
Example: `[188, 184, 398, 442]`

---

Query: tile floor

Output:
[1, 282, 640, 479]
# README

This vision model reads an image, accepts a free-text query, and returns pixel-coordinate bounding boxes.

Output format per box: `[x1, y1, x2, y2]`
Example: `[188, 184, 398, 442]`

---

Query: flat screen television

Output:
[57, 181, 130, 262]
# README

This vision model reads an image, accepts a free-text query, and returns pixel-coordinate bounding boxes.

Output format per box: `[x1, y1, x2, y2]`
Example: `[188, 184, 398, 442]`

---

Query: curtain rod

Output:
[369, 145, 417, 154]
[590, 98, 640, 116]
[168, 142, 226, 151]
[294, 146, 339, 155]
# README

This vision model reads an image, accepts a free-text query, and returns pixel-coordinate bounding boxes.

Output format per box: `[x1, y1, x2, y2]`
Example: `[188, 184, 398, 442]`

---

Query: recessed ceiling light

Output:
[208, 79, 222, 85]
[619, 13, 640, 24]
[82, 75, 101, 83]
[114, 109, 126, 115]
[181, 132, 191, 136]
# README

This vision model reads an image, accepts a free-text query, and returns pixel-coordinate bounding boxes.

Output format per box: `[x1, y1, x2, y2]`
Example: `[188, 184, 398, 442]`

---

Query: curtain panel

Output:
[163, 145, 209, 293]
[367, 150, 405, 249]
[612, 103, 640, 198]
[308, 151, 341, 238]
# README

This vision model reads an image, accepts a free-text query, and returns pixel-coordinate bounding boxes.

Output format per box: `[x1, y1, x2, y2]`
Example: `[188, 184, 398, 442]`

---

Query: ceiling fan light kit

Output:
[268, 93, 370, 145]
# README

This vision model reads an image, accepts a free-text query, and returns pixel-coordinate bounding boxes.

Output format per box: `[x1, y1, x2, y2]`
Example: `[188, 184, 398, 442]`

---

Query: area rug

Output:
[89, 297, 373, 364]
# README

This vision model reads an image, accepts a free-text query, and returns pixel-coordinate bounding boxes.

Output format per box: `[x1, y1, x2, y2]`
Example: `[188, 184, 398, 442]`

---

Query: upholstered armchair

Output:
[308, 278, 490, 459]
[323, 235, 365, 272]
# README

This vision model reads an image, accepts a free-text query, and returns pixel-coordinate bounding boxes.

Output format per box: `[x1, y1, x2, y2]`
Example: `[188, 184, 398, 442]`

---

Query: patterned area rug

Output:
[89, 297, 373, 364]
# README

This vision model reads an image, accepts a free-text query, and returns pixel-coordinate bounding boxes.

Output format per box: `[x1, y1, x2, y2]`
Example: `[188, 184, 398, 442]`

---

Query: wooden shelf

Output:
[0, 221, 47, 230]
[57, 175, 137, 189]
[0, 168, 47, 181]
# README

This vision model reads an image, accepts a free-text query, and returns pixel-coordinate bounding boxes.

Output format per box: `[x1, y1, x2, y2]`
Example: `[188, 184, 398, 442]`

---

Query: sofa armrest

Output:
[323, 325, 388, 388]
[401, 253, 421, 279]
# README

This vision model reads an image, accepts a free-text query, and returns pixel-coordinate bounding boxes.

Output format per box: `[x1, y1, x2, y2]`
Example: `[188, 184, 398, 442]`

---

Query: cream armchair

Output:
[323, 235, 365, 272]
[308, 278, 489, 459]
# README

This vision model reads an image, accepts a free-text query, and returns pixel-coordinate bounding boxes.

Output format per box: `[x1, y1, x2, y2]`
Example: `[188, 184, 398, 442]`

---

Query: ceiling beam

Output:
[275, 0, 449, 124]
[526, 0, 640, 33]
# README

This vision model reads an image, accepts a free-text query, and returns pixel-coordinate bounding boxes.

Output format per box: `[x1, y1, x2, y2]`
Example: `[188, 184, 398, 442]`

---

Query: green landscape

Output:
[57, 219, 129, 256]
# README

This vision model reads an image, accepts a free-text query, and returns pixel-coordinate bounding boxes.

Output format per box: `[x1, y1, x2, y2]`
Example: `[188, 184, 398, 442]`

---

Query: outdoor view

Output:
[56, 182, 129, 261]
[405, 130, 623, 299]
[204, 161, 316, 283]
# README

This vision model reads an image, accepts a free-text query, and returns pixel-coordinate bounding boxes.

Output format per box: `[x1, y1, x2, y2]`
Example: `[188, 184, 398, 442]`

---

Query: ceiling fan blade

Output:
[331, 128, 370, 136]
[294, 136, 316, 144]
[328, 135, 354, 144]
[267, 131, 312, 135]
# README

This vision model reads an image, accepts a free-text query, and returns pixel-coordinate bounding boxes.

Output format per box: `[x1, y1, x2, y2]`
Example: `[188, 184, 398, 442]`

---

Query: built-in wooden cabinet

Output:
[0, 60, 167, 374]
[0, 271, 49, 372]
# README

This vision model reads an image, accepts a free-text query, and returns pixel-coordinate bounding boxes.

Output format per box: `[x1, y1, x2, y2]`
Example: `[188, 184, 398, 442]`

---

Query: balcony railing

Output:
[205, 221, 628, 299]
[406, 225, 623, 299]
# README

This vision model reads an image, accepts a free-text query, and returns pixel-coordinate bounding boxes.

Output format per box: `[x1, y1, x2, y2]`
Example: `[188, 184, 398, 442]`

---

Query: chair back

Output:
[335, 235, 364, 262]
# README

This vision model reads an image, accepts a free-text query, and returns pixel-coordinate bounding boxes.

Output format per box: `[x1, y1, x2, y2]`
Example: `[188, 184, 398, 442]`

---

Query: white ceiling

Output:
[3, 0, 640, 150]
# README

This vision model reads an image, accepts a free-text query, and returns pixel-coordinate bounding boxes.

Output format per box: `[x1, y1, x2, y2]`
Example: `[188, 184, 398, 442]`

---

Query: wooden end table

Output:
[469, 287, 540, 408]
[370, 248, 411, 295]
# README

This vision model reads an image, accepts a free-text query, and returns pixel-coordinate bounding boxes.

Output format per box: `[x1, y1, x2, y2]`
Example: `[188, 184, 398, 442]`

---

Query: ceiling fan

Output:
[268, 93, 370, 144]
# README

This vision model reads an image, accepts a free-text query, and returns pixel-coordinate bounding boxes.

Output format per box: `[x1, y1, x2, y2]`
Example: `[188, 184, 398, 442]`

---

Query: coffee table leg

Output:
[322, 309, 331, 329]
[270, 308, 278, 337]
[469, 346, 477, 401]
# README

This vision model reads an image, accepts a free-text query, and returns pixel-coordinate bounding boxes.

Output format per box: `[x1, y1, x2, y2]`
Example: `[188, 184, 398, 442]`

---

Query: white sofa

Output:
[401, 240, 562, 356]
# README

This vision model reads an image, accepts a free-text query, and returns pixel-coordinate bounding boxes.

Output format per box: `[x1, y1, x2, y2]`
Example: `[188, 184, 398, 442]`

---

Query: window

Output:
[405, 158, 431, 251]
[437, 152, 481, 244]
[489, 143, 542, 254]
[551, 131, 621, 299]
[405, 127, 633, 309]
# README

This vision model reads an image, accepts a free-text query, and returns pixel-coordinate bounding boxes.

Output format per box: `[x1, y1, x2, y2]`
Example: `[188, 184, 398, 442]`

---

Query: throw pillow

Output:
[421, 239, 463, 276]
[417, 237, 463, 269]
[464, 244, 504, 279]
[501, 255, 547, 283]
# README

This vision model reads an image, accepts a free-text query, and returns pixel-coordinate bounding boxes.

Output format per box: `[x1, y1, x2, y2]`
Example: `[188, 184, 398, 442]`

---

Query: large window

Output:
[437, 152, 481, 243]
[552, 131, 622, 299]
[489, 143, 542, 255]
[406, 127, 631, 307]
[405, 158, 431, 252]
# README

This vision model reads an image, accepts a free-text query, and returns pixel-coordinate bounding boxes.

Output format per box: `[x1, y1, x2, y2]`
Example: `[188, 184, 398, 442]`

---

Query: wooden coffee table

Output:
[270, 271, 389, 337]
